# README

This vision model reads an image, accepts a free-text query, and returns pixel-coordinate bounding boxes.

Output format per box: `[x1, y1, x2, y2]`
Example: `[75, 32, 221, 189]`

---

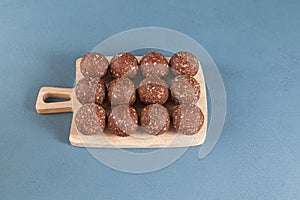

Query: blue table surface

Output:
[1, 0, 299, 199]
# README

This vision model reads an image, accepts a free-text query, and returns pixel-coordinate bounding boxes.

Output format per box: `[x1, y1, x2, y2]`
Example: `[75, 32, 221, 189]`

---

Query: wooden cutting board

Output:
[36, 56, 207, 148]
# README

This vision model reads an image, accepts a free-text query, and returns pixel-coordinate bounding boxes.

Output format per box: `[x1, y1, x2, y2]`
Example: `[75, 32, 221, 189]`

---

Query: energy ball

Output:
[140, 104, 170, 135]
[169, 51, 199, 76]
[75, 104, 106, 135]
[80, 52, 109, 78]
[138, 76, 169, 105]
[170, 75, 200, 104]
[109, 52, 138, 78]
[75, 77, 106, 105]
[140, 52, 169, 77]
[108, 105, 138, 137]
[107, 77, 136, 106]
[172, 104, 204, 135]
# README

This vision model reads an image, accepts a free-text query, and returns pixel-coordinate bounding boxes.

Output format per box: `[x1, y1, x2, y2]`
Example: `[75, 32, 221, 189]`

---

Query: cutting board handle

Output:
[36, 87, 73, 114]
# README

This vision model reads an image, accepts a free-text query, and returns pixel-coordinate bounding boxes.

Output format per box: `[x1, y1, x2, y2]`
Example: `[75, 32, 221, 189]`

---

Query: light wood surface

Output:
[36, 56, 208, 148]
[36, 87, 73, 114]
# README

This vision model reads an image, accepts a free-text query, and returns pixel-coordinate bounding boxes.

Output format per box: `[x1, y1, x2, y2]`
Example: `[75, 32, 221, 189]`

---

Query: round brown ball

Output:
[108, 105, 138, 137]
[170, 75, 200, 104]
[107, 77, 136, 106]
[140, 52, 169, 77]
[80, 52, 109, 78]
[172, 104, 204, 135]
[75, 104, 106, 135]
[169, 51, 199, 76]
[138, 76, 169, 105]
[109, 52, 138, 78]
[75, 77, 106, 105]
[140, 104, 170, 135]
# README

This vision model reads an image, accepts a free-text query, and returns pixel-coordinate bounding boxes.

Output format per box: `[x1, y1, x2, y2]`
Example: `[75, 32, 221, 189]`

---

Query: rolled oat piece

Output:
[138, 76, 169, 105]
[107, 77, 136, 106]
[140, 104, 170, 135]
[140, 52, 169, 78]
[172, 104, 204, 135]
[170, 75, 200, 104]
[169, 51, 199, 76]
[108, 105, 138, 137]
[80, 52, 109, 78]
[75, 104, 106, 135]
[109, 52, 138, 78]
[75, 77, 106, 105]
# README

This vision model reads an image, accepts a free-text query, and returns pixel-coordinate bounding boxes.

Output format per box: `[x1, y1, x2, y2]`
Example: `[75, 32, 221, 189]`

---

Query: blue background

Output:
[1, 0, 299, 199]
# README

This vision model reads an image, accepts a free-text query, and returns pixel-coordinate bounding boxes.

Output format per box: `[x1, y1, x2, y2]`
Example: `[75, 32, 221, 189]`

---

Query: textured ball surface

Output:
[140, 104, 170, 135]
[80, 52, 109, 78]
[75, 77, 106, 105]
[170, 51, 199, 76]
[138, 76, 169, 105]
[108, 105, 138, 137]
[110, 52, 138, 78]
[140, 52, 169, 77]
[172, 104, 204, 135]
[170, 75, 200, 104]
[75, 104, 106, 135]
[108, 77, 136, 105]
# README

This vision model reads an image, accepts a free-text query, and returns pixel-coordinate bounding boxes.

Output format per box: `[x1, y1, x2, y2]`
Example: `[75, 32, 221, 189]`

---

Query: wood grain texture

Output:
[36, 56, 207, 148]
[36, 87, 73, 114]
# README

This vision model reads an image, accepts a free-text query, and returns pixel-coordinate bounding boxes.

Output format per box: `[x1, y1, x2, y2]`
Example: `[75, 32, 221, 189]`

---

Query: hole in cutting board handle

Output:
[44, 97, 71, 103]
[36, 87, 73, 114]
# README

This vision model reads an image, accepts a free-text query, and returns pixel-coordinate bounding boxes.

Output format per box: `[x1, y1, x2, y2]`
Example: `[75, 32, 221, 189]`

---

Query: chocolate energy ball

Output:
[172, 104, 204, 135]
[109, 52, 138, 78]
[169, 51, 199, 76]
[138, 76, 169, 105]
[140, 52, 169, 77]
[108, 105, 138, 137]
[80, 52, 109, 78]
[75, 104, 106, 135]
[107, 77, 136, 105]
[170, 75, 200, 104]
[140, 104, 170, 135]
[75, 77, 106, 105]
